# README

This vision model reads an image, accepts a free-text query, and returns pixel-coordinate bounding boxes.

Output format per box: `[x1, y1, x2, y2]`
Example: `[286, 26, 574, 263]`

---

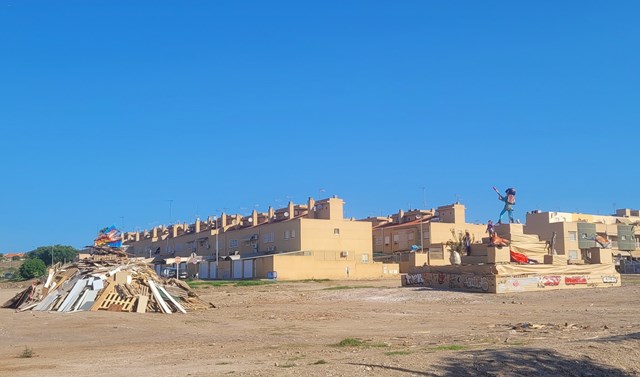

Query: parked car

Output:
[160, 267, 188, 279]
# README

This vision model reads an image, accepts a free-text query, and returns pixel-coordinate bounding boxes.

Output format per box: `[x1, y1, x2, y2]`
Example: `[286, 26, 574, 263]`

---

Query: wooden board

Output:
[98, 292, 134, 312]
[148, 280, 172, 314]
[135, 295, 149, 313]
[90, 282, 114, 311]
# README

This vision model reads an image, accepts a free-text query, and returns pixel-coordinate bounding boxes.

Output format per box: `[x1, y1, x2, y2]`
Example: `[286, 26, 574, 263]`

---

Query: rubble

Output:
[2, 247, 210, 314]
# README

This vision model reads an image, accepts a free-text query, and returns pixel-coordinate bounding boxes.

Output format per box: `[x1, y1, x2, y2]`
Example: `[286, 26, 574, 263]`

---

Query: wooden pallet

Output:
[98, 293, 135, 312]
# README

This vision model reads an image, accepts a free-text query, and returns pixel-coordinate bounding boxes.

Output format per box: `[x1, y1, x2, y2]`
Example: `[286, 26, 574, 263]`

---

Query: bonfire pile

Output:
[2, 247, 210, 314]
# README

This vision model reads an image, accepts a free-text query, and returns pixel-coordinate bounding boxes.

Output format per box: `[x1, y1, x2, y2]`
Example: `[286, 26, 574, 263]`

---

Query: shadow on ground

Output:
[593, 332, 640, 343]
[351, 347, 632, 377]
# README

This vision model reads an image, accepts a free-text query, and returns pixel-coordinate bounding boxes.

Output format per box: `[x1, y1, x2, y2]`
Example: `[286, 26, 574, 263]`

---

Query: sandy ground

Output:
[1, 276, 640, 377]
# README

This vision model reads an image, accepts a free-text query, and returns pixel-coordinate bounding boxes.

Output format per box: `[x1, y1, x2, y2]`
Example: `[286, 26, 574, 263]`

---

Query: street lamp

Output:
[213, 216, 219, 273]
[416, 214, 428, 266]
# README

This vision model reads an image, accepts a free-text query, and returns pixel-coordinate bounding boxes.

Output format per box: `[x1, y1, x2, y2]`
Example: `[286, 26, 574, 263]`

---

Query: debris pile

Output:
[2, 248, 210, 314]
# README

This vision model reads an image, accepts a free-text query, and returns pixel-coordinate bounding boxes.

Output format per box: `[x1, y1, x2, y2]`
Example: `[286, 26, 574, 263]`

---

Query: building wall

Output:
[525, 210, 640, 256]
[300, 218, 372, 256]
[267, 252, 398, 280]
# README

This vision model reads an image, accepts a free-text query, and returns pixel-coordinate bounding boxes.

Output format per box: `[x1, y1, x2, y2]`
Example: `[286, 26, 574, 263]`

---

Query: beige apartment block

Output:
[123, 196, 399, 280]
[359, 203, 487, 270]
[525, 209, 640, 261]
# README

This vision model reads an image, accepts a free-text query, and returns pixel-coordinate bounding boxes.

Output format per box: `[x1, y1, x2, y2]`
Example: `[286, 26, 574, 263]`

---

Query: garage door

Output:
[199, 262, 209, 279]
[243, 260, 253, 279]
[232, 260, 243, 279]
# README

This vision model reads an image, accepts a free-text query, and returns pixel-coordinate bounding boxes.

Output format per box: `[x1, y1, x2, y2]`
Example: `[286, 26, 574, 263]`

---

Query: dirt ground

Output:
[1, 275, 640, 377]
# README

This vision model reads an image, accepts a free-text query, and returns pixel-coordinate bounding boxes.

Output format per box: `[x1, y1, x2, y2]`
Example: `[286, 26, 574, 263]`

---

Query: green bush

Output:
[18, 259, 47, 280]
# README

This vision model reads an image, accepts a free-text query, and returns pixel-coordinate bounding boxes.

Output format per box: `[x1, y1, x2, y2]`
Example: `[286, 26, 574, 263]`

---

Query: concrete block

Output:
[487, 247, 510, 264]
[495, 223, 524, 237]
[544, 255, 568, 265]
[469, 244, 488, 256]
[461, 255, 488, 265]
[589, 248, 613, 264]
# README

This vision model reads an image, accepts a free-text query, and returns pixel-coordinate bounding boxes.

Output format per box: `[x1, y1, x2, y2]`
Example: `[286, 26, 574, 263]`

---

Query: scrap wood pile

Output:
[2, 247, 211, 314]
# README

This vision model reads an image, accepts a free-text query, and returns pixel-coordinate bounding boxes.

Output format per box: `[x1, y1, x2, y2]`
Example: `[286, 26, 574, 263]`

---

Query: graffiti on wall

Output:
[462, 276, 490, 292]
[541, 276, 561, 287]
[425, 272, 493, 292]
[565, 275, 588, 285]
[405, 273, 425, 286]
[503, 277, 540, 292]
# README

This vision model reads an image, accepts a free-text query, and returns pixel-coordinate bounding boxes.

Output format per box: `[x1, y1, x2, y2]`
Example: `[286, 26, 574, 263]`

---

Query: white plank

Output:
[147, 280, 172, 314]
[57, 278, 88, 312]
[157, 286, 187, 314]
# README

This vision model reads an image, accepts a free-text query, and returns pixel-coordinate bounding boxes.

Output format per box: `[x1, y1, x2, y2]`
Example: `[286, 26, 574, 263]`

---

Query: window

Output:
[393, 234, 399, 244]
[264, 232, 275, 243]
[621, 235, 627, 241]
[408, 232, 414, 241]
[384, 236, 390, 246]
[334, 228, 340, 235]
[291, 230, 296, 238]
[229, 239, 238, 248]
[375, 237, 382, 245]
[568, 231, 577, 241]
[361, 254, 369, 264]
[284, 230, 290, 240]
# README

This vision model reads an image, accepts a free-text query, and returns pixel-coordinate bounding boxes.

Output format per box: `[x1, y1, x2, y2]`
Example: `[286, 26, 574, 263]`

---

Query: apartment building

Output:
[123, 196, 398, 280]
[359, 203, 487, 269]
[525, 209, 640, 260]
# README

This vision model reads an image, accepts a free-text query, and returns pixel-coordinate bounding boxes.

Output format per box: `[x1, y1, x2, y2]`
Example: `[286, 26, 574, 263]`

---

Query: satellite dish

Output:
[284, 212, 289, 217]
[317, 204, 323, 210]
[248, 218, 253, 223]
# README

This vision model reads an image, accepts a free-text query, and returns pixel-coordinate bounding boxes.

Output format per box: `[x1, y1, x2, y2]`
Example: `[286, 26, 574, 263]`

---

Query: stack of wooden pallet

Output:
[2, 255, 210, 314]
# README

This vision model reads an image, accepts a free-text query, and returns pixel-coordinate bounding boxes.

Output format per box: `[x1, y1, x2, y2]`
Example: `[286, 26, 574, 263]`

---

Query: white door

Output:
[232, 260, 243, 279]
[243, 260, 253, 279]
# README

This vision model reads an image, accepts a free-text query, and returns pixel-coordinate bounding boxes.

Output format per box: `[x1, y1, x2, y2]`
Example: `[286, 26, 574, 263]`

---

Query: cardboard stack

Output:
[2, 248, 210, 314]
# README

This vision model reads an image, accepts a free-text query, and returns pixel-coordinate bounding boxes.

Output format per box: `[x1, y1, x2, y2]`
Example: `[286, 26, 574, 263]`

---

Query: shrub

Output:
[18, 259, 47, 280]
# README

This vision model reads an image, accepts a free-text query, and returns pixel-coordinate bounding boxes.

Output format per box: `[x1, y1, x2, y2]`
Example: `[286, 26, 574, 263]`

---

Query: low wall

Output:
[401, 263, 621, 293]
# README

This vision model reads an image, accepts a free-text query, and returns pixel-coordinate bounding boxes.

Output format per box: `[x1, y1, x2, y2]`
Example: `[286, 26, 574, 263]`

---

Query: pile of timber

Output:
[2, 254, 210, 314]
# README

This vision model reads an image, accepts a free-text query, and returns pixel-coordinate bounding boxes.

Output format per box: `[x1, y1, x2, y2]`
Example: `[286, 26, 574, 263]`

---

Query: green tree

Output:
[26, 245, 79, 266]
[12, 256, 21, 261]
[18, 258, 47, 280]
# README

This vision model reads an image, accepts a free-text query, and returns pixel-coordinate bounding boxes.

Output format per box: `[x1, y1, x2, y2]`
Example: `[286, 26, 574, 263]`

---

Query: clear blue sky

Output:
[1, 1, 639, 253]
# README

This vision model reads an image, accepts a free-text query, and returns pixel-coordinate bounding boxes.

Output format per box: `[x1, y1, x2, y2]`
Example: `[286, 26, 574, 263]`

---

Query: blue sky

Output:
[1, 1, 638, 252]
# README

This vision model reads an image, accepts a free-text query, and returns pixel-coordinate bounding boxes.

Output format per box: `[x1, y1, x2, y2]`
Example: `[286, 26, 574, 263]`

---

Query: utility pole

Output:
[214, 216, 219, 279]
[166, 199, 174, 224]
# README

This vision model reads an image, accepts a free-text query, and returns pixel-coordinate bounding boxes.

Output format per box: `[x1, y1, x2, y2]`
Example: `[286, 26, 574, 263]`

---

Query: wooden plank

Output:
[147, 280, 172, 314]
[33, 291, 60, 311]
[158, 286, 187, 314]
[58, 278, 89, 312]
[98, 293, 134, 312]
[77, 290, 99, 311]
[90, 281, 114, 311]
[135, 295, 148, 313]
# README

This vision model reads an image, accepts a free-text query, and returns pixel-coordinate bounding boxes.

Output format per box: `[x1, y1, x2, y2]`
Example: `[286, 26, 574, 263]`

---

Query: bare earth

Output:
[1, 276, 639, 377]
